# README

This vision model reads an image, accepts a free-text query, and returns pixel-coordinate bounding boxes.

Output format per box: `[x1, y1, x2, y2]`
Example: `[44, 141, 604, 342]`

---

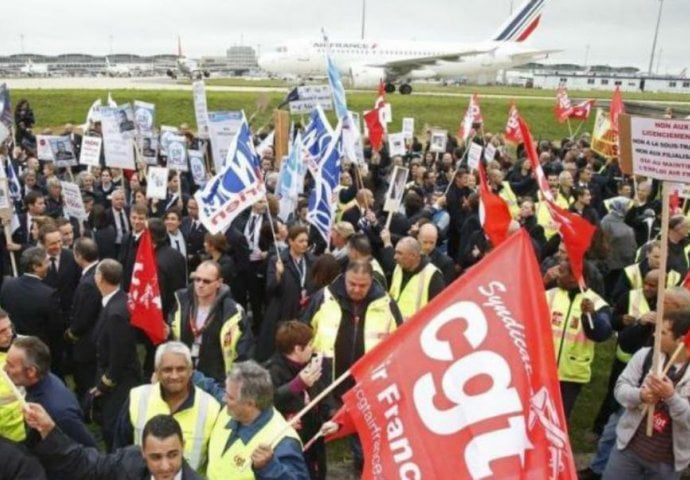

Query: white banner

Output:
[384, 165, 409, 213]
[484, 143, 497, 162]
[402, 117, 415, 139]
[50, 135, 77, 167]
[193, 81, 210, 139]
[429, 130, 447, 153]
[101, 107, 136, 170]
[288, 85, 333, 114]
[61, 181, 87, 219]
[146, 166, 169, 199]
[388, 132, 406, 157]
[79, 135, 102, 167]
[166, 134, 188, 172]
[468, 142, 483, 171]
[36, 135, 55, 161]
[188, 149, 207, 186]
[626, 116, 690, 182]
[208, 111, 243, 173]
[159, 126, 178, 157]
[134, 100, 155, 135]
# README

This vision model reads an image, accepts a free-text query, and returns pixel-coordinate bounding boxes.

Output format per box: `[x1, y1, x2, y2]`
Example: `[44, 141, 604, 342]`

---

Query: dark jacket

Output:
[172, 284, 253, 383]
[94, 225, 118, 260]
[33, 428, 202, 480]
[0, 274, 62, 345]
[118, 231, 141, 292]
[68, 263, 102, 363]
[428, 249, 456, 286]
[155, 244, 188, 319]
[43, 248, 82, 317]
[0, 437, 46, 480]
[257, 250, 316, 361]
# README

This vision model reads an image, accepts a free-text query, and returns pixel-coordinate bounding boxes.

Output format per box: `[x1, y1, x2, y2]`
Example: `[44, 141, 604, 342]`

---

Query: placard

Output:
[388, 132, 406, 157]
[79, 136, 102, 167]
[384, 166, 409, 213]
[402, 117, 415, 139]
[100, 107, 136, 170]
[146, 166, 169, 199]
[429, 130, 447, 153]
[133, 100, 155, 135]
[138, 135, 158, 165]
[484, 143, 497, 162]
[192, 81, 210, 139]
[61, 181, 87, 219]
[36, 135, 55, 161]
[166, 134, 188, 172]
[188, 150, 207, 186]
[380, 103, 392, 124]
[50, 136, 77, 167]
[208, 111, 244, 173]
[117, 103, 136, 138]
[467, 142, 483, 170]
[288, 85, 333, 114]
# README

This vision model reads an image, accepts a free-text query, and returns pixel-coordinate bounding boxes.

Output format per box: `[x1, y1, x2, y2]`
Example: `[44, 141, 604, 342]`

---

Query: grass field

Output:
[16, 84, 619, 454]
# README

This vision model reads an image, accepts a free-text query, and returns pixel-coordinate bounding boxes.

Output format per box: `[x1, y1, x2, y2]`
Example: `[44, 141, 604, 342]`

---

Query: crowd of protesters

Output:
[0, 97, 689, 480]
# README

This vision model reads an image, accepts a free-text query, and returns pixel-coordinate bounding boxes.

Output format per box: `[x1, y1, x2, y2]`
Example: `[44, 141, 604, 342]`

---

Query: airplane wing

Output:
[508, 48, 562, 63]
[369, 48, 495, 76]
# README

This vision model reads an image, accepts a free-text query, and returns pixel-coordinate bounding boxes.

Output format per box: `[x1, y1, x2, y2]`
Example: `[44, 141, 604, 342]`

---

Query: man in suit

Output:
[65, 238, 101, 400]
[106, 189, 130, 258]
[0, 247, 62, 358]
[38, 223, 82, 377]
[91, 258, 142, 450]
[118, 203, 148, 292]
[12, 190, 46, 249]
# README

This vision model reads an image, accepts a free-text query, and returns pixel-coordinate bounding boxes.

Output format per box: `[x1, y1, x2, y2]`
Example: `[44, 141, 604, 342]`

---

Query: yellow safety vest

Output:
[171, 303, 244, 375]
[0, 351, 25, 442]
[615, 289, 651, 364]
[129, 384, 220, 471]
[536, 192, 570, 239]
[311, 287, 397, 360]
[206, 407, 301, 480]
[624, 263, 683, 290]
[546, 288, 608, 383]
[389, 262, 439, 321]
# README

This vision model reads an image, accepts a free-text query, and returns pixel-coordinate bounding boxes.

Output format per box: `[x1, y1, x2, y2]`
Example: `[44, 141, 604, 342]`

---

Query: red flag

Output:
[342, 230, 577, 480]
[569, 99, 595, 121]
[457, 93, 483, 142]
[127, 229, 166, 345]
[478, 160, 513, 247]
[554, 83, 573, 123]
[609, 86, 625, 134]
[504, 103, 524, 144]
[363, 81, 387, 152]
[324, 404, 357, 443]
[518, 116, 595, 288]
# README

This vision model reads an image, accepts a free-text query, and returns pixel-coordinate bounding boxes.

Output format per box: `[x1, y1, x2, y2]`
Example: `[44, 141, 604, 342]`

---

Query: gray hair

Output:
[20, 246, 46, 274]
[154, 341, 193, 370]
[227, 361, 274, 410]
[46, 177, 62, 189]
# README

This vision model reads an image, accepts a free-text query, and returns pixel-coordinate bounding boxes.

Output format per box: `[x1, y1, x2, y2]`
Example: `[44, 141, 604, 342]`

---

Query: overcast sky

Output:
[3, 0, 688, 73]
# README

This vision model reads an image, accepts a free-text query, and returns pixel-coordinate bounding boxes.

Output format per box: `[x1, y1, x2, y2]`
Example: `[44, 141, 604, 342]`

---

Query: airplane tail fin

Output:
[492, 0, 547, 42]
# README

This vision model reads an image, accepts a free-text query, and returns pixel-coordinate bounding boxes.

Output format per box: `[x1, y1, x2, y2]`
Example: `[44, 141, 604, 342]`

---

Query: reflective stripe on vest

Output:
[500, 181, 519, 218]
[0, 352, 25, 442]
[546, 288, 608, 383]
[220, 310, 243, 374]
[311, 287, 396, 359]
[616, 289, 651, 364]
[130, 384, 219, 470]
[389, 263, 438, 320]
[206, 408, 301, 480]
[625, 263, 682, 290]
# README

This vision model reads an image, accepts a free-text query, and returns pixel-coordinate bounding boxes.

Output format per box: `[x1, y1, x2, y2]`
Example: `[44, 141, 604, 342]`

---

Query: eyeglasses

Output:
[194, 277, 216, 285]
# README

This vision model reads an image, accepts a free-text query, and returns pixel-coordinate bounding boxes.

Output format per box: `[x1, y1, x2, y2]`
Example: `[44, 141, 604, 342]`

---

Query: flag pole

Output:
[571, 120, 585, 139]
[566, 118, 574, 139]
[443, 133, 476, 195]
[647, 181, 670, 436]
[3, 224, 17, 277]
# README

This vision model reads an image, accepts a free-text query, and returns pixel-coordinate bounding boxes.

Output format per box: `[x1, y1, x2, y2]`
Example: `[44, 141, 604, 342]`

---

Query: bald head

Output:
[394, 237, 422, 271]
[417, 224, 438, 255]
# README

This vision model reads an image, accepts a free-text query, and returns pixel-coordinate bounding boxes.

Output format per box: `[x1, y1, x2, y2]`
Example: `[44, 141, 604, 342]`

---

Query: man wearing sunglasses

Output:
[170, 260, 253, 384]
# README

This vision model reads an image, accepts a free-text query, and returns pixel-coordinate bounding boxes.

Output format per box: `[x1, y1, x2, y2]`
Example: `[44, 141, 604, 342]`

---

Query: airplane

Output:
[19, 59, 49, 77]
[257, 0, 558, 94]
[104, 57, 132, 77]
[166, 37, 210, 80]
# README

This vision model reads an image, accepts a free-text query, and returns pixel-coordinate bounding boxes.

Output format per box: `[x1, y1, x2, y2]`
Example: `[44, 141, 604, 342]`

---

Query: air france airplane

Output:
[258, 0, 557, 94]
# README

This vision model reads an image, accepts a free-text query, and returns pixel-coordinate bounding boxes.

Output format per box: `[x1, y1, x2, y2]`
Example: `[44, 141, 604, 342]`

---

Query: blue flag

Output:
[5, 160, 21, 203]
[276, 132, 304, 222]
[325, 50, 348, 119]
[195, 114, 265, 234]
[0, 83, 11, 143]
[302, 106, 334, 178]
[307, 121, 342, 244]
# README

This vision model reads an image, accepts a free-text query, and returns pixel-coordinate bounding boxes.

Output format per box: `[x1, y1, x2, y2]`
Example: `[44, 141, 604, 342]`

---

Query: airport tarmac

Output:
[3, 76, 690, 106]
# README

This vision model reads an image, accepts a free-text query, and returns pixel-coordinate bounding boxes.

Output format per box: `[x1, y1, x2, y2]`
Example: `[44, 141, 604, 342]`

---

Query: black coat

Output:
[33, 428, 201, 480]
[69, 264, 101, 363]
[155, 244, 188, 319]
[0, 437, 46, 479]
[94, 226, 118, 260]
[43, 248, 82, 317]
[0, 275, 62, 345]
[256, 250, 316, 361]
[93, 290, 142, 392]
[428, 249, 456, 286]
[180, 216, 206, 266]
[118, 232, 141, 292]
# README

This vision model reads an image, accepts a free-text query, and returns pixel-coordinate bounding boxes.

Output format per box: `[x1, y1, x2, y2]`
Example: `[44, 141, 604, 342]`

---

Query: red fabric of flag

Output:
[478, 160, 513, 247]
[457, 93, 483, 142]
[610, 86, 625, 134]
[554, 83, 573, 123]
[569, 99, 595, 121]
[504, 103, 524, 144]
[127, 229, 166, 345]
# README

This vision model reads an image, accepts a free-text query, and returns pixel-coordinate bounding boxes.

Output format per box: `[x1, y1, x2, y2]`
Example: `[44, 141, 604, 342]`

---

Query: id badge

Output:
[191, 343, 200, 359]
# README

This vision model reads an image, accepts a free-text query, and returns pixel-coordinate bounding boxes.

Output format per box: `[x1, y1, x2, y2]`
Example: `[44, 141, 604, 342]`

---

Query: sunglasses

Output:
[194, 277, 216, 285]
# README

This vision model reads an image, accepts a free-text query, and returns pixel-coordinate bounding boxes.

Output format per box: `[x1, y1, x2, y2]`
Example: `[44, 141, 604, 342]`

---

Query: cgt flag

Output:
[342, 230, 576, 480]
[504, 103, 523, 144]
[457, 93, 483, 142]
[195, 114, 265, 234]
[478, 160, 513, 247]
[128, 229, 166, 345]
[363, 82, 387, 152]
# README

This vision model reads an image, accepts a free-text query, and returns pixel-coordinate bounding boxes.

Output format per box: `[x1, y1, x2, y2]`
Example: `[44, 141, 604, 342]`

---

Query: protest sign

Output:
[79, 135, 102, 167]
[208, 111, 244, 173]
[388, 132, 407, 157]
[380, 102, 392, 124]
[484, 143, 497, 162]
[146, 166, 169, 199]
[166, 135, 188, 172]
[0, 178, 11, 221]
[619, 114, 690, 182]
[468, 142, 483, 171]
[134, 100, 155, 135]
[429, 130, 447, 153]
[61, 181, 87, 219]
[158, 126, 178, 157]
[138, 135, 158, 165]
[402, 117, 415, 139]
[192, 81, 210, 139]
[288, 85, 333, 114]
[36, 135, 55, 161]
[384, 165, 408, 213]
[50, 136, 77, 167]
[188, 150, 207, 186]
[117, 103, 136, 138]
[100, 107, 135, 170]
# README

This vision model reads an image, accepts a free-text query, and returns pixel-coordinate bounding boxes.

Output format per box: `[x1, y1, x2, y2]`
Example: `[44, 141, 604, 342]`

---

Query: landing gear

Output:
[384, 82, 396, 93]
[398, 83, 413, 95]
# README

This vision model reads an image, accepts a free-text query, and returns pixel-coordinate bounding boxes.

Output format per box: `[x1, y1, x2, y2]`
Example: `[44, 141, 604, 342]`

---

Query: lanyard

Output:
[292, 256, 306, 289]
